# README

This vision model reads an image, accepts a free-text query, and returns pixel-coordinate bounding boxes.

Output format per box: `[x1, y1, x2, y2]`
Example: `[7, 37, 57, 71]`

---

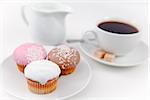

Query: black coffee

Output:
[98, 21, 138, 34]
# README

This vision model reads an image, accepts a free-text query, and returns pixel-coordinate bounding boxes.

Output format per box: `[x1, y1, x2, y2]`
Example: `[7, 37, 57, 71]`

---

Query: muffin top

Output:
[13, 43, 47, 66]
[48, 45, 80, 69]
[24, 60, 61, 85]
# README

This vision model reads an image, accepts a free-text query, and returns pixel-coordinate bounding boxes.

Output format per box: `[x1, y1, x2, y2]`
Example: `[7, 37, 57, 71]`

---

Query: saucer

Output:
[1, 55, 92, 100]
[80, 39, 148, 67]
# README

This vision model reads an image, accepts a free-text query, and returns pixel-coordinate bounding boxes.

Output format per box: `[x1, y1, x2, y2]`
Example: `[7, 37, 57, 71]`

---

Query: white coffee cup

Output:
[21, 3, 72, 45]
[84, 18, 141, 56]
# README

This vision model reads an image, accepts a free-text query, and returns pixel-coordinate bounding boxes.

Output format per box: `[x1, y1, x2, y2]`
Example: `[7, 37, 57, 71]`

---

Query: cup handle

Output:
[83, 30, 99, 46]
[21, 5, 29, 26]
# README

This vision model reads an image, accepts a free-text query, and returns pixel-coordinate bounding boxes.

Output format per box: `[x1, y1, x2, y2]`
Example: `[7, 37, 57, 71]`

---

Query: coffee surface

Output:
[98, 21, 138, 34]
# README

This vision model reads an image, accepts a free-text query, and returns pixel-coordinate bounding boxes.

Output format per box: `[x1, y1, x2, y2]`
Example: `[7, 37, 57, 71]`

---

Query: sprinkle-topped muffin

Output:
[13, 43, 47, 73]
[48, 45, 80, 75]
[24, 60, 61, 94]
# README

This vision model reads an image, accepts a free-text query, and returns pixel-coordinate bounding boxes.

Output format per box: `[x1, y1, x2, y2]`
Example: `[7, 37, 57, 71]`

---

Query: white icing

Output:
[24, 60, 61, 85]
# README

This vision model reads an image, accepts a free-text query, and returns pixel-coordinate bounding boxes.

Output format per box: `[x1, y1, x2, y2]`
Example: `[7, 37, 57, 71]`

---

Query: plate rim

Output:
[0, 55, 92, 100]
[80, 41, 148, 67]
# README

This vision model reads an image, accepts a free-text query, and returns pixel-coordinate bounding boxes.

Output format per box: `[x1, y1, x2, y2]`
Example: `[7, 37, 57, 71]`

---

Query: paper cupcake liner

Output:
[17, 64, 26, 73]
[27, 78, 57, 94]
[61, 66, 75, 75]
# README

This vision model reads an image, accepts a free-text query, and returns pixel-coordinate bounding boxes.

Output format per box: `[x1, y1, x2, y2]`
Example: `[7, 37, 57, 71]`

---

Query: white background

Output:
[0, 1, 149, 100]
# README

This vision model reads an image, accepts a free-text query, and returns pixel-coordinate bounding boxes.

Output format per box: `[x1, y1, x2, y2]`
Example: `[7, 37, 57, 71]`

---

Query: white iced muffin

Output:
[24, 60, 61, 94]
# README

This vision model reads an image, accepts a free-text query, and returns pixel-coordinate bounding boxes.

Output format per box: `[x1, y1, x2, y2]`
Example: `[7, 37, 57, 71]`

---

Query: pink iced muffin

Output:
[13, 43, 47, 73]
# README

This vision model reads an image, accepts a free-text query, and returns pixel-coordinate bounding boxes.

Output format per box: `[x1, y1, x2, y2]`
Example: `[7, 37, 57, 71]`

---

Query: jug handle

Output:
[21, 5, 29, 26]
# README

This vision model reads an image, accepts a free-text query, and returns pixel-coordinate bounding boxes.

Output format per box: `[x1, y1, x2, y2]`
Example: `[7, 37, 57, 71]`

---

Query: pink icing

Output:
[13, 43, 47, 66]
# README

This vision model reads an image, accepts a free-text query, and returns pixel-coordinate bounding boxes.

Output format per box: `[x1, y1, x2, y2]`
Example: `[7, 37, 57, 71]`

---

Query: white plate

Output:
[80, 40, 148, 67]
[1, 56, 92, 100]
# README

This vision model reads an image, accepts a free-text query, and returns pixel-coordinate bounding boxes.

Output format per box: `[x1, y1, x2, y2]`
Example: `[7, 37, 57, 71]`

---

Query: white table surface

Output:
[0, 2, 149, 100]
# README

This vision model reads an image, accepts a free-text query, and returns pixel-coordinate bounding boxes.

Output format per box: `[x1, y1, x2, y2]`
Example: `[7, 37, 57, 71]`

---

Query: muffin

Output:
[48, 45, 80, 75]
[24, 60, 61, 94]
[13, 43, 47, 73]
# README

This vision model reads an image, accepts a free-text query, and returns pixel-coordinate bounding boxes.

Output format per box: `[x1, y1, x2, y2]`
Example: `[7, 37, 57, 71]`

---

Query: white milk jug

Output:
[21, 3, 71, 45]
